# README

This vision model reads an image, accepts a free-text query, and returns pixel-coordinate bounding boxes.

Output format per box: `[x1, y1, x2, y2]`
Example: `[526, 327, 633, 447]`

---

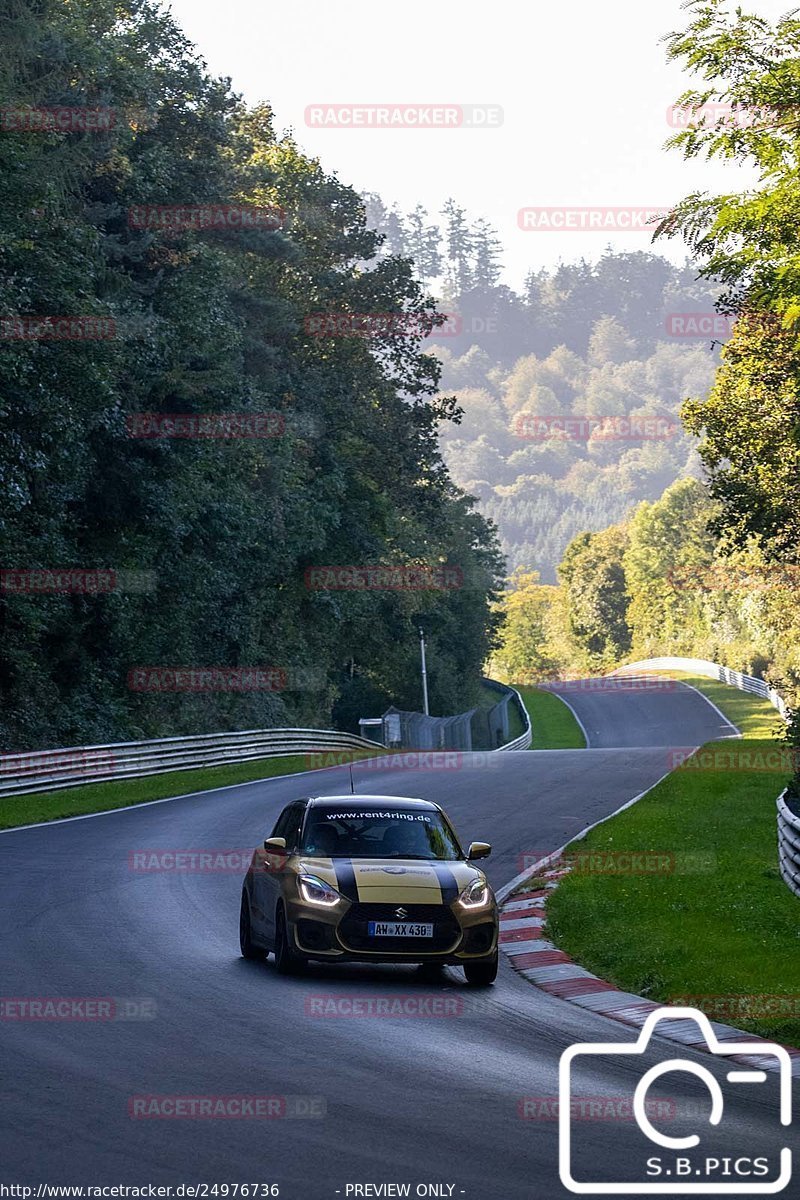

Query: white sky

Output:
[164, 0, 787, 287]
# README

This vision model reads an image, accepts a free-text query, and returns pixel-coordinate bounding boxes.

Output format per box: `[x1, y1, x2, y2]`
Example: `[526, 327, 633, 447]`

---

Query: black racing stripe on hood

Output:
[331, 859, 360, 903]
[429, 861, 459, 904]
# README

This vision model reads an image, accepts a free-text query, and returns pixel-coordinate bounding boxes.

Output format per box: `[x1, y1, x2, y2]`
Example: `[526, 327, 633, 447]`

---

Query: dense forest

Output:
[491, 1, 800, 754]
[0, 0, 504, 750]
[361, 197, 724, 582]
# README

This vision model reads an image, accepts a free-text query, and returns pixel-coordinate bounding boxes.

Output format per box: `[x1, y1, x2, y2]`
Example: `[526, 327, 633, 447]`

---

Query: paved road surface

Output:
[1, 682, 793, 1198]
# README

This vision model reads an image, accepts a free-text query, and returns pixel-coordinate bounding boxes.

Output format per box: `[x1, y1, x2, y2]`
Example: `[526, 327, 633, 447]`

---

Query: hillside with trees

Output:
[490, 0, 800, 757]
[0, 0, 503, 750]
[361, 197, 725, 582]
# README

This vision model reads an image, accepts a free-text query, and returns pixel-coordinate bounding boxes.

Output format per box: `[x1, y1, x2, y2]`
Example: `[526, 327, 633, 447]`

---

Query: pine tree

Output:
[471, 217, 503, 288]
[442, 198, 474, 297]
[406, 204, 442, 285]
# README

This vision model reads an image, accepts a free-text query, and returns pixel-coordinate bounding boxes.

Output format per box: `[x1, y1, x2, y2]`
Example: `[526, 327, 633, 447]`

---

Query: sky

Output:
[164, 0, 788, 288]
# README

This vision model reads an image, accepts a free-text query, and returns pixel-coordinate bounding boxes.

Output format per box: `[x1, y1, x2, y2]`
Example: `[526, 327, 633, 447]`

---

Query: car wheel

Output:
[463, 951, 498, 987]
[239, 891, 264, 961]
[273, 904, 305, 975]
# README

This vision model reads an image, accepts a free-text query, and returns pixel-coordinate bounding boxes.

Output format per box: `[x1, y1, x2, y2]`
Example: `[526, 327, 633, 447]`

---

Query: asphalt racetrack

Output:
[1, 681, 794, 1198]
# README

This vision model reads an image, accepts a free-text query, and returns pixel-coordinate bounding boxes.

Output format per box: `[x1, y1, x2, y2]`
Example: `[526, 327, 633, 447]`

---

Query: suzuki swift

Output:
[239, 794, 499, 985]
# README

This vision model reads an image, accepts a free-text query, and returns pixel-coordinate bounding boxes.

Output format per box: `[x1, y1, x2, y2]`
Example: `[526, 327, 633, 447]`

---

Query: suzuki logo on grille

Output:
[395, 907, 409, 920]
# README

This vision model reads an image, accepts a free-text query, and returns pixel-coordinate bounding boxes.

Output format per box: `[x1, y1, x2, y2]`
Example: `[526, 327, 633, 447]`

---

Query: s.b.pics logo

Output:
[559, 1008, 792, 1194]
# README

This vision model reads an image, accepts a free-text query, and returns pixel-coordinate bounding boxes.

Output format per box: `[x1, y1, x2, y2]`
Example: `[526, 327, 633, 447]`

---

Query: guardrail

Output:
[609, 656, 788, 721]
[612, 656, 797, 901]
[0, 681, 532, 800]
[778, 791, 800, 899]
[494, 681, 532, 751]
[0, 728, 383, 798]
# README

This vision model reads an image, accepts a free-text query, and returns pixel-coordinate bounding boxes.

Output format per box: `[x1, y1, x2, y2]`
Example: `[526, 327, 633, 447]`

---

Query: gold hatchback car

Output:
[239, 794, 499, 985]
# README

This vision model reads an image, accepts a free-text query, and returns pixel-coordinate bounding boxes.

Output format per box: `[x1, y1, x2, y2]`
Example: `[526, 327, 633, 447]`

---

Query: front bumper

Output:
[286, 896, 498, 962]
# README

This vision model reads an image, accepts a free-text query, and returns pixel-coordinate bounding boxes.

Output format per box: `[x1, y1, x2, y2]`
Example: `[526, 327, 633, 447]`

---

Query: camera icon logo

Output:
[559, 1007, 792, 1194]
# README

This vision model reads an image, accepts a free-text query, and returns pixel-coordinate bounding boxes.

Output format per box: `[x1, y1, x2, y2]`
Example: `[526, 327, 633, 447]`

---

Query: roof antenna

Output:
[348, 762, 355, 795]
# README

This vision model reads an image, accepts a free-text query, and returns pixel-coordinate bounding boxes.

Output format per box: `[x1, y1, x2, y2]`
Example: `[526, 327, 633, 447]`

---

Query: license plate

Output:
[367, 921, 434, 938]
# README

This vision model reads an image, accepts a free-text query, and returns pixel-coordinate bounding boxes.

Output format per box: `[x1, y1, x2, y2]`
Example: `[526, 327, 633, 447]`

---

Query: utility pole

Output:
[419, 627, 430, 716]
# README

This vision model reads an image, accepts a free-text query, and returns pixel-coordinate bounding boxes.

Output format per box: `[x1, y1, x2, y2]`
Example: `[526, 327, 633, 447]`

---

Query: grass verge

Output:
[542, 675, 800, 1045]
[515, 685, 586, 749]
[0, 749, 382, 831]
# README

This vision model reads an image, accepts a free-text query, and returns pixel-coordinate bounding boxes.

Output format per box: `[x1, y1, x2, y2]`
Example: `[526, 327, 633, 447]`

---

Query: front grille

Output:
[338, 902, 461, 953]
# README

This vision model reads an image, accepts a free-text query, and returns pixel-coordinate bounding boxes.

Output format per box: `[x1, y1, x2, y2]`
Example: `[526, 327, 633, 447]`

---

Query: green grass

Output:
[544, 674, 800, 1045]
[0, 748, 383, 831]
[650, 671, 785, 739]
[514, 685, 586, 749]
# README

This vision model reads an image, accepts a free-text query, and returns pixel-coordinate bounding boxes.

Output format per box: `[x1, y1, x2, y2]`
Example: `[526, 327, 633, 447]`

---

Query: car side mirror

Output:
[264, 836, 287, 852]
[467, 841, 491, 860]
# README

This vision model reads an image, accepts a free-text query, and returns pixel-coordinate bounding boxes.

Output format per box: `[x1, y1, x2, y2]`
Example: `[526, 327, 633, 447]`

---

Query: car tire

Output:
[239, 891, 264, 961]
[273, 904, 305, 975]
[463, 951, 498, 987]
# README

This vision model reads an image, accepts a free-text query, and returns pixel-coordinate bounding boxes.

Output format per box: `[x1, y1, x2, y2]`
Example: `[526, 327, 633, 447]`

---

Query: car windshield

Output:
[300, 806, 462, 860]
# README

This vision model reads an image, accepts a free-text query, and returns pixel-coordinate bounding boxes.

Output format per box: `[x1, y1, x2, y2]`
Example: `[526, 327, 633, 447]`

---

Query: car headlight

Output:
[457, 877, 491, 909]
[298, 874, 343, 907]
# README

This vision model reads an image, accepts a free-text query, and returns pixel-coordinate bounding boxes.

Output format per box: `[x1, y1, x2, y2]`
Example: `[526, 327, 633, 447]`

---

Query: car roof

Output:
[307, 795, 439, 811]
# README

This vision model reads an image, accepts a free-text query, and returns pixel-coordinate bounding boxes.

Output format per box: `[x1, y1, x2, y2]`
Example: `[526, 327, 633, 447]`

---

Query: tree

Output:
[659, 1, 800, 318]
[0, 0, 504, 748]
[489, 570, 563, 682]
[623, 479, 716, 657]
[557, 526, 632, 670]
[656, 1, 800, 567]
[442, 198, 474, 297]
[587, 316, 637, 367]
[470, 217, 503, 288]
[682, 314, 800, 562]
[405, 204, 442, 285]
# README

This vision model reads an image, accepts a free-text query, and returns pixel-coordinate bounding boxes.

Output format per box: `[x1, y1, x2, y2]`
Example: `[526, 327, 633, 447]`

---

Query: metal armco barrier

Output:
[778, 792, 800, 899]
[0, 680, 531, 799]
[612, 656, 797, 900]
[0, 728, 383, 798]
[609, 656, 788, 720]
[495, 682, 532, 752]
